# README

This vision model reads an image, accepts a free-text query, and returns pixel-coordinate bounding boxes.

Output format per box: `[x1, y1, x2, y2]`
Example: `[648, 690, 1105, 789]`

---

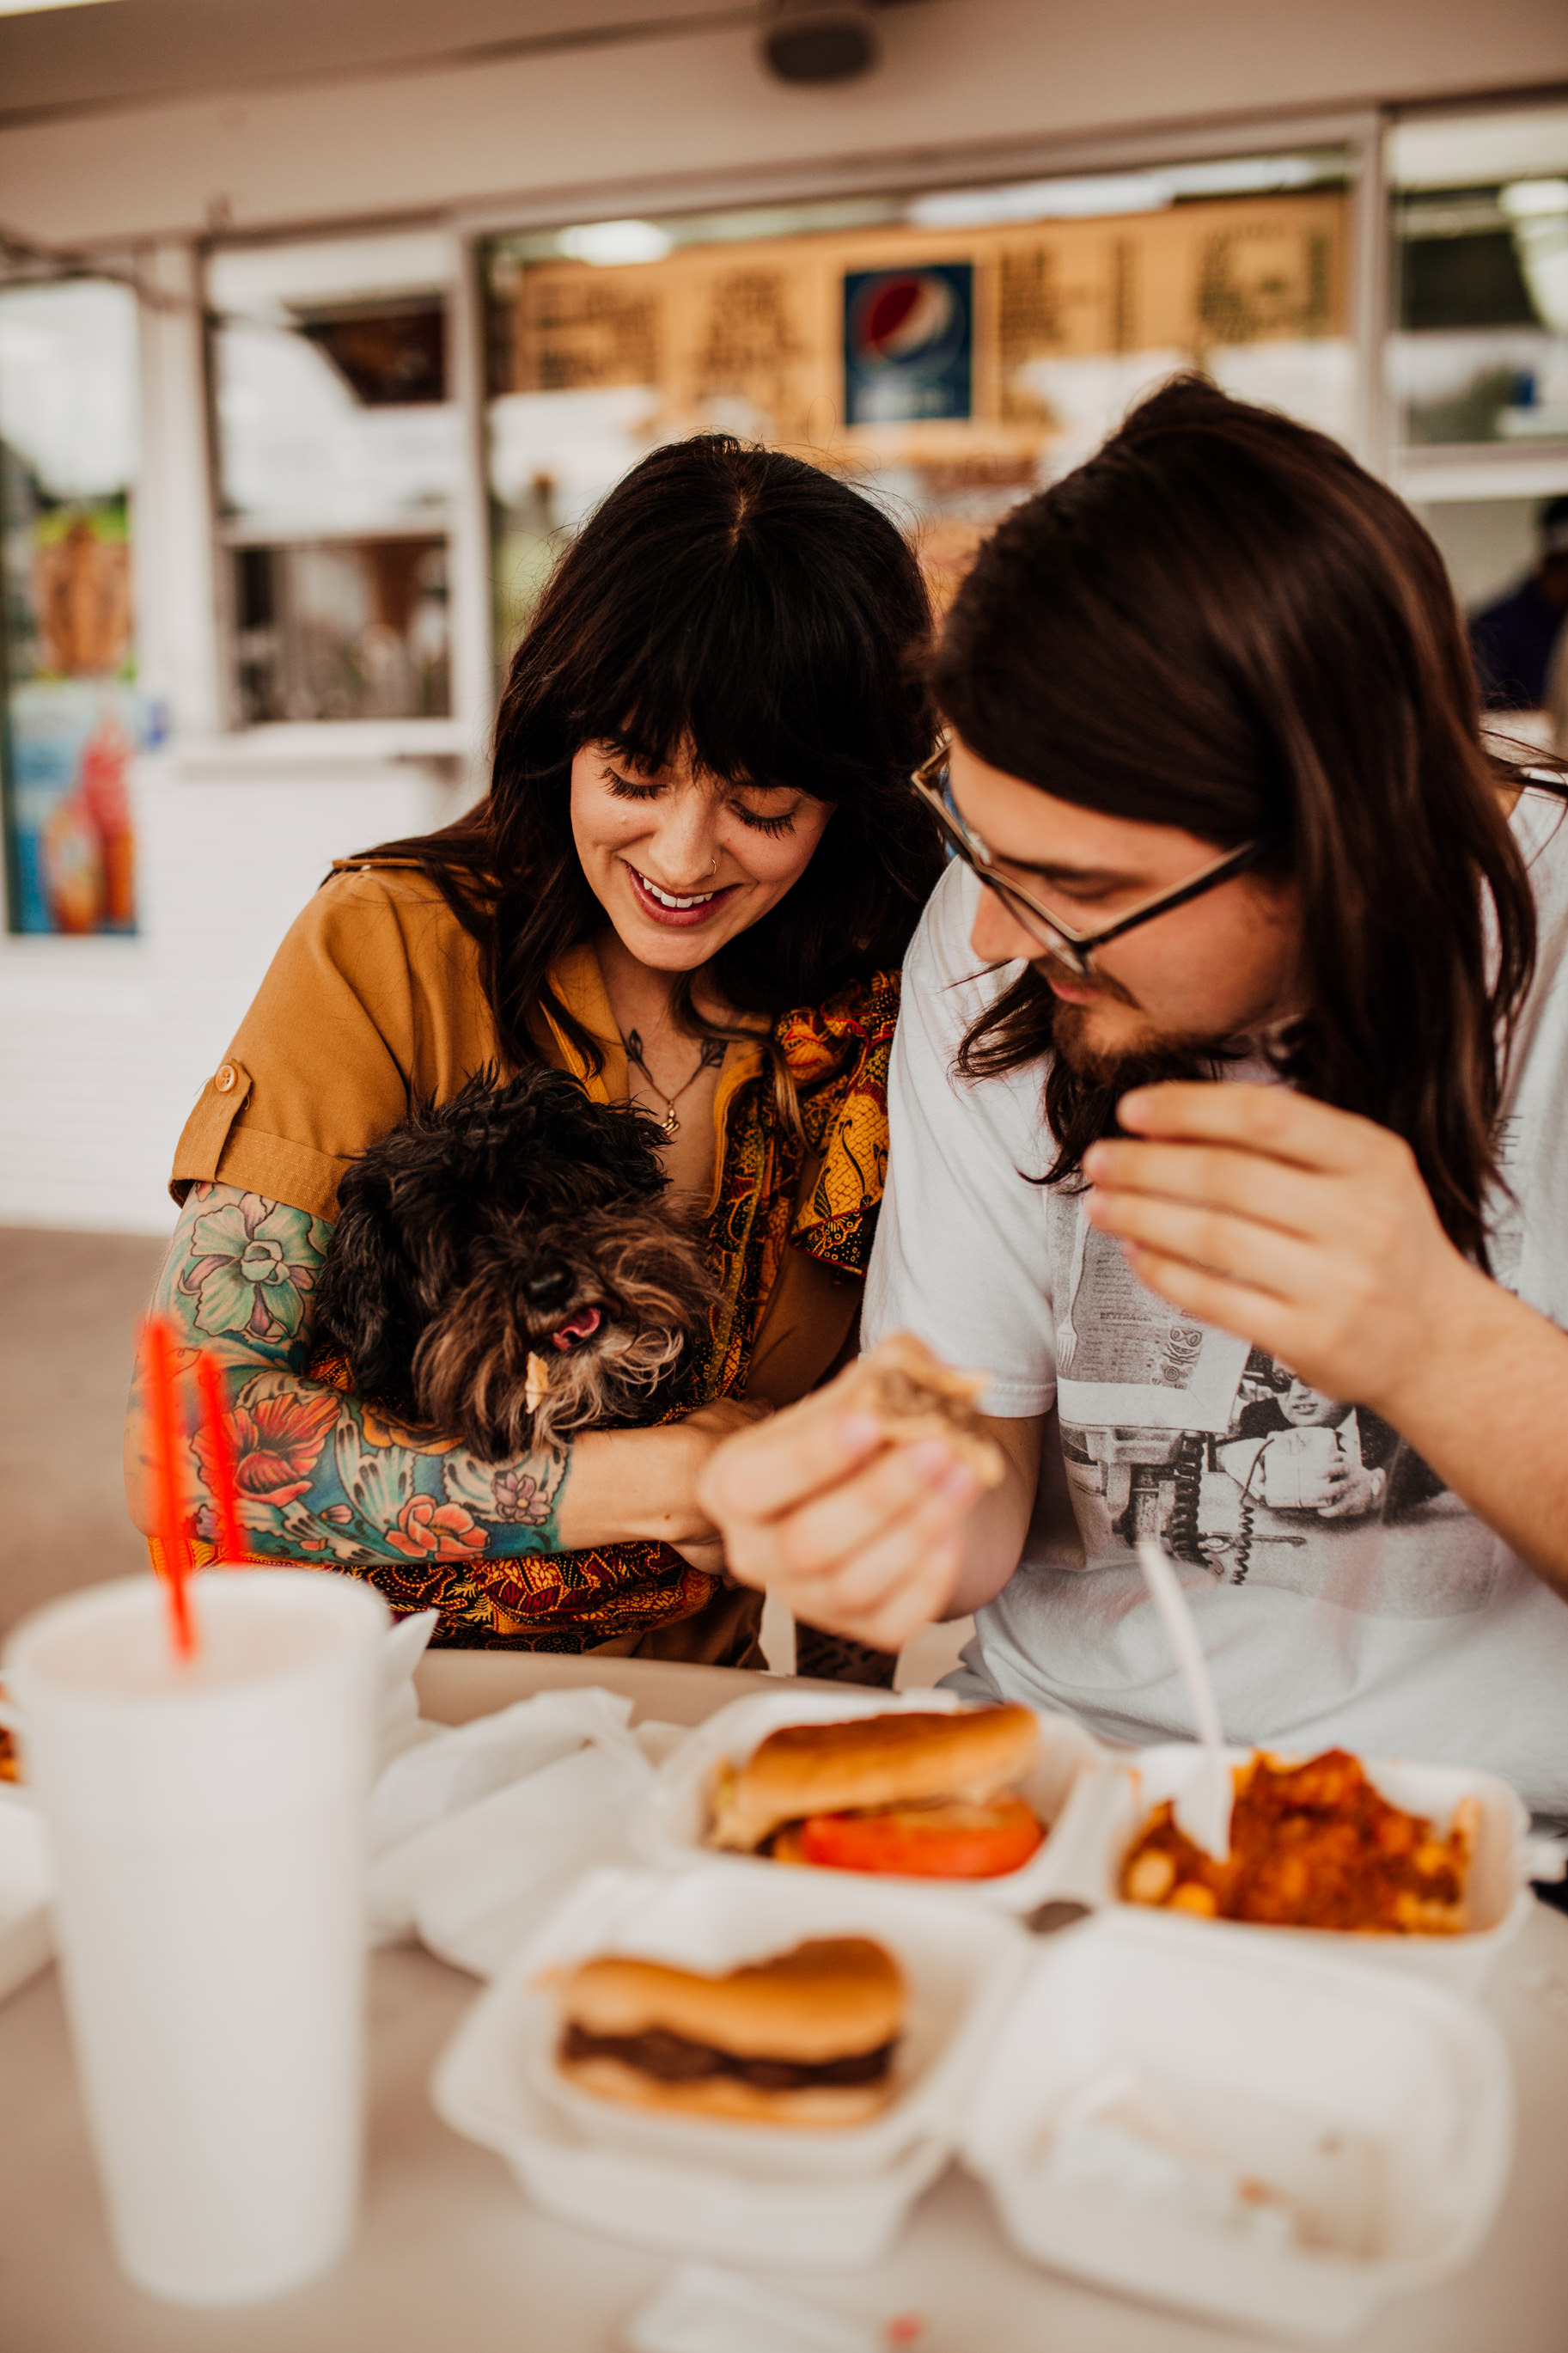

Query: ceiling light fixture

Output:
[759, 0, 881, 86]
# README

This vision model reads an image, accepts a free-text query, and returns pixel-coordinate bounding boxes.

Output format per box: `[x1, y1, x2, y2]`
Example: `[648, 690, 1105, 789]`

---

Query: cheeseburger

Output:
[554, 1936, 905, 2125]
[709, 1704, 1045, 1878]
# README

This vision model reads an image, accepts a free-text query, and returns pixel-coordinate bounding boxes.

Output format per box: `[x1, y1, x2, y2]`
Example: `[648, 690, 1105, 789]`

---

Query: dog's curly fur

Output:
[314, 1068, 715, 1460]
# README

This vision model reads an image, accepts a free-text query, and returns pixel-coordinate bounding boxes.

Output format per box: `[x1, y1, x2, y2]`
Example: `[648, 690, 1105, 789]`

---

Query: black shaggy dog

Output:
[314, 1068, 715, 1461]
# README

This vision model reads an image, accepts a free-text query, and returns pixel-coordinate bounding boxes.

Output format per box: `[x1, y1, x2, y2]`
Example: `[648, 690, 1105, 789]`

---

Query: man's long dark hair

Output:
[935, 376, 1565, 1268]
[363, 436, 943, 1099]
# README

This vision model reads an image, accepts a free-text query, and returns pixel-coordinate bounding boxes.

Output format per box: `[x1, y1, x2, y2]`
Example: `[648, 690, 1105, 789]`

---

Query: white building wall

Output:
[0, 759, 462, 1232]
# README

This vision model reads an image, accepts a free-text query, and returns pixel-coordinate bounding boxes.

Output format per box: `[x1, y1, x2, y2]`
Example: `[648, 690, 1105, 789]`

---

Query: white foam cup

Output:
[3, 1569, 388, 2306]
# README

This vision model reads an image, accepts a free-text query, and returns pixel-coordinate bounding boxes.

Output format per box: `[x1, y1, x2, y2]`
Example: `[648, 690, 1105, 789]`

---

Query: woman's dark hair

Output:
[363, 436, 942, 1103]
[935, 375, 1565, 1267]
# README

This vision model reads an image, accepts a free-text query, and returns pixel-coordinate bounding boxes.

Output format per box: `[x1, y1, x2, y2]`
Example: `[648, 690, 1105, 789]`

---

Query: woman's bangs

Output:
[574, 575, 861, 800]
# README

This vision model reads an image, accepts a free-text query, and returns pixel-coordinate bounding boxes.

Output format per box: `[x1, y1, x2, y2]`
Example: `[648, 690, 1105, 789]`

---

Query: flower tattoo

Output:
[156, 1183, 567, 1570]
[194, 1389, 342, 1507]
[491, 1468, 552, 1525]
[387, 1498, 488, 1560]
[180, 1193, 332, 1346]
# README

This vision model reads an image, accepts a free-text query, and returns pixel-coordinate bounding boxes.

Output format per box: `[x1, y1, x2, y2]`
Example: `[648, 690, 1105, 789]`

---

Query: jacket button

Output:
[215, 1062, 237, 1093]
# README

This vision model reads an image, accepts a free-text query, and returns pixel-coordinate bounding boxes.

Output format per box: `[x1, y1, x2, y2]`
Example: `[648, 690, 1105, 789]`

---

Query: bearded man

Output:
[701, 378, 1568, 1822]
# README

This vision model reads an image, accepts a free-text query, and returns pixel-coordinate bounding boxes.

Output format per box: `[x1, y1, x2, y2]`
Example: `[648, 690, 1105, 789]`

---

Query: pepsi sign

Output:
[843, 262, 973, 425]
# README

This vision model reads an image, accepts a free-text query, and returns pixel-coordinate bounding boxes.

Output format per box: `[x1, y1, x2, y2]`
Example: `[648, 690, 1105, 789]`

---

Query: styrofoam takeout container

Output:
[631, 1686, 1101, 1910]
[432, 1862, 1028, 2264]
[432, 2059, 949, 2273]
[961, 1908, 1514, 2339]
[436, 1861, 1028, 2181]
[1046, 1743, 1537, 1997]
[0, 1782, 52, 2004]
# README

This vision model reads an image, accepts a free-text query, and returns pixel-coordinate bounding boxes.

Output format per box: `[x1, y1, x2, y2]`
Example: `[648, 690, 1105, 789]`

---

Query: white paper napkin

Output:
[377, 1609, 440, 1771]
[625, 2264, 882, 2353]
[368, 1685, 656, 1977]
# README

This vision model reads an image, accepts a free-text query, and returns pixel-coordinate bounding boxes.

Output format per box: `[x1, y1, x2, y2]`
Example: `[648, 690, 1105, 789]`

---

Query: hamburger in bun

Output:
[709, 1704, 1045, 1879]
[554, 1936, 905, 2125]
[841, 1331, 1005, 1489]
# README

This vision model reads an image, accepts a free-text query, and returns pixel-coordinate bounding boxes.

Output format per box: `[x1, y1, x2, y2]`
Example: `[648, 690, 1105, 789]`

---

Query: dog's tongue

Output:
[550, 1305, 602, 1352]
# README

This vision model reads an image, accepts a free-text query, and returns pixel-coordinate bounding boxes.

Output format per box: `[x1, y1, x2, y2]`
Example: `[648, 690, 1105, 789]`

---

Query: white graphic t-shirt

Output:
[863, 791, 1568, 1815]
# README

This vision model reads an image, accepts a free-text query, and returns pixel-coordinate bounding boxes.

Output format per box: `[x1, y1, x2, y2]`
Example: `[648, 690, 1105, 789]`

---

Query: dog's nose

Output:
[522, 1267, 573, 1313]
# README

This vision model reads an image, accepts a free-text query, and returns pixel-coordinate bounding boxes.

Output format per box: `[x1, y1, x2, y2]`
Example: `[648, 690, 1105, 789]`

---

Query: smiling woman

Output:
[131, 436, 943, 1667]
[577, 740, 833, 954]
[567, 736, 836, 1191]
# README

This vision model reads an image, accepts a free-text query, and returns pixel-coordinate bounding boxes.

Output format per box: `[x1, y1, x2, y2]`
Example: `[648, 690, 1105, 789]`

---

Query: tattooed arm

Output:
[125, 1183, 744, 1567]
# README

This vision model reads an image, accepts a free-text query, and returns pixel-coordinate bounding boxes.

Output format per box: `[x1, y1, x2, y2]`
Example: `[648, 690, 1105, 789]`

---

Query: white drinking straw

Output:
[1135, 1537, 1233, 1861]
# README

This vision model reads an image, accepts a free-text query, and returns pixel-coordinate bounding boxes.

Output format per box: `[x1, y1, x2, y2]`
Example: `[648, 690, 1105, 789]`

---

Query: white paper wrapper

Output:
[625, 2264, 880, 2353]
[375, 1609, 439, 1770]
[368, 1686, 656, 1976]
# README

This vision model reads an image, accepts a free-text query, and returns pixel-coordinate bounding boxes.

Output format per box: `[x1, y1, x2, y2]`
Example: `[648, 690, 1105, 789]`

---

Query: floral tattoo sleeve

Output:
[139, 1182, 568, 1564]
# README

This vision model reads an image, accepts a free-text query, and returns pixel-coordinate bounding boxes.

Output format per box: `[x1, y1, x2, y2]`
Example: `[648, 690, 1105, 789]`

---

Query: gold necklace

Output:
[622, 1030, 724, 1138]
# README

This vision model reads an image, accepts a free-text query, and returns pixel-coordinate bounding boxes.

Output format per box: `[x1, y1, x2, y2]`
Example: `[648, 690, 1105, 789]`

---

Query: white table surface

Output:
[5, 1651, 1568, 2353]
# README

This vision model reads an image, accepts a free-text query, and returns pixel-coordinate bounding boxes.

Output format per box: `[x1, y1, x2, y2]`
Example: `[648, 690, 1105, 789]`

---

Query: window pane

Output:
[1389, 106, 1568, 448]
[233, 536, 449, 724]
[210, 232, 458, 526]
[208, 232, 457, 721]
[0, 278, 141, 934]
[1415, 497, 1542, 608]
[484, 150, 1354, 660]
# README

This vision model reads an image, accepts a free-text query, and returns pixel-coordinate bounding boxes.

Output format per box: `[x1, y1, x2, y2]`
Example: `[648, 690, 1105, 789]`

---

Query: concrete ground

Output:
[0, 1226, 167, 1644]
[0, 1225, 972, 1679]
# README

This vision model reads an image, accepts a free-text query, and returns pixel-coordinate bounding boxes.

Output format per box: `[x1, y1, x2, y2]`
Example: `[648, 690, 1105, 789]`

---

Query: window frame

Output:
[1383, 93, 1568, 515]
[198, 219, 485, 750]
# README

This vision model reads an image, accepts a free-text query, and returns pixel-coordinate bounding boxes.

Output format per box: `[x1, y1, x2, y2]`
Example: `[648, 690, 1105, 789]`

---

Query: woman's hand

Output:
[697, 1365, 995, 1651]
[574, 1397, 772, 1559]
[1080, 1082, 1491, 1418]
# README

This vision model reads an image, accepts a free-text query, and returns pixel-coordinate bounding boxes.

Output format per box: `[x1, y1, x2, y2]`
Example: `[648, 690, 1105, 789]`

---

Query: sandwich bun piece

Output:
[710, 1703, 1040, 1856]
[561, 1935, 903, 2057]
[555, 1936, 906, 2127]
[843, 1331, 1006, 1489]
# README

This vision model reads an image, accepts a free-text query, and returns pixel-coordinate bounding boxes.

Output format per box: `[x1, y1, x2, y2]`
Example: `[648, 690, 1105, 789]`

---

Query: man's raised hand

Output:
[697, 1363, 982, 1653]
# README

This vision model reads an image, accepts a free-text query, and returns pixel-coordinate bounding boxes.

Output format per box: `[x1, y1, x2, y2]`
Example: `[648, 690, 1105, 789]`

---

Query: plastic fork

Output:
[1135, 1538, 1233, 1861]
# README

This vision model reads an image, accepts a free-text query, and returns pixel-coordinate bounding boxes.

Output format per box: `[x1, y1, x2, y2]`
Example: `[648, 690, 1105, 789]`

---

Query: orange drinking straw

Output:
[143, 1315, 196, 1660]
[195, 1349, 245, 1567]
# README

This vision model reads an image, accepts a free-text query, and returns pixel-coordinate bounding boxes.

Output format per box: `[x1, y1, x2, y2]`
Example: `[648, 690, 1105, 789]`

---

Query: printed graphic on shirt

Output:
[1052, 1209, 1252, 1429]
[1048, 1197, 1496, 1621]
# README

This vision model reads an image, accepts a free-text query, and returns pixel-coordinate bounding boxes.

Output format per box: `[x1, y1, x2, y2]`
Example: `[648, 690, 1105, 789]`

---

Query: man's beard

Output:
[1050, 998, 1146, 1080]
[1046, 989, 1243, 1090]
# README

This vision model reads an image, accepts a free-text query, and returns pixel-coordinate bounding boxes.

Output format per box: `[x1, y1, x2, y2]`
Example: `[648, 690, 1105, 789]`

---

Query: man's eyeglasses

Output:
[910, 749, 1265, 982]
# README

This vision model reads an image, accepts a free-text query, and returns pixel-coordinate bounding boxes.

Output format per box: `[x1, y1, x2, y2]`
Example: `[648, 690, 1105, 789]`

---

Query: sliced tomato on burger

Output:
[796, 1796, 1044, 1879]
